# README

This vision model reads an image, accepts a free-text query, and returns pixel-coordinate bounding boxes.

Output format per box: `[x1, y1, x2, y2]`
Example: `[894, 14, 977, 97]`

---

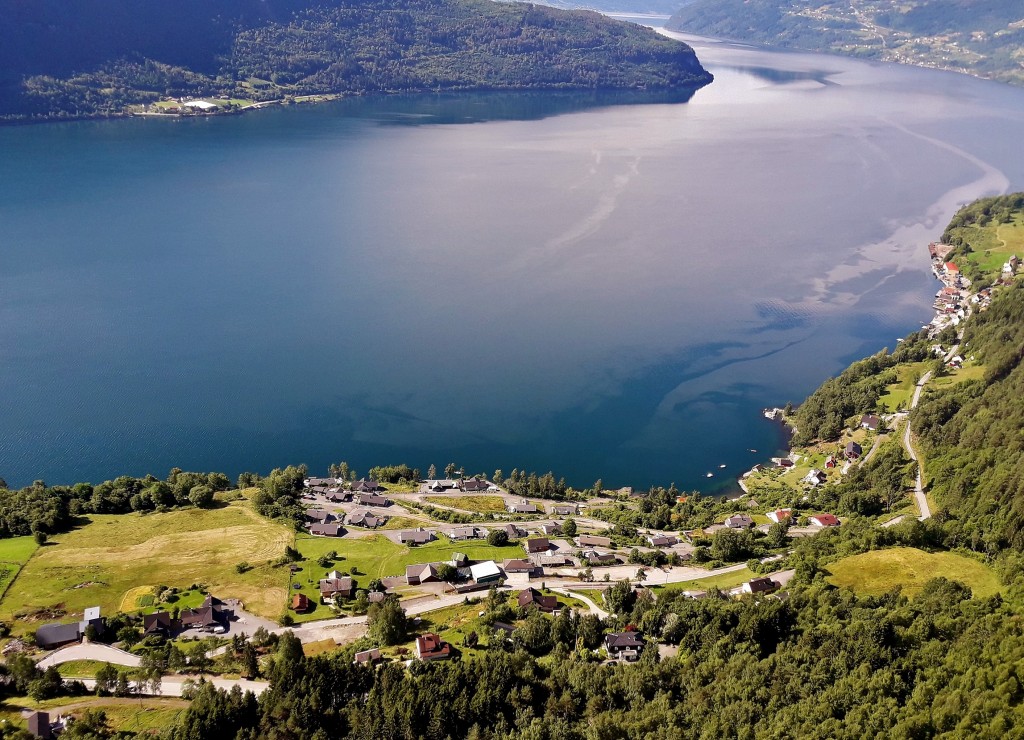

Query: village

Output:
[9, 223, 1024, 735]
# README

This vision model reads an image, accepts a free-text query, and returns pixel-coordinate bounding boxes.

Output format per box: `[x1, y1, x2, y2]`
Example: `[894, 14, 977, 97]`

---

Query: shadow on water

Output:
[714, 65, 841, 86]
[305, 87, 705, 126]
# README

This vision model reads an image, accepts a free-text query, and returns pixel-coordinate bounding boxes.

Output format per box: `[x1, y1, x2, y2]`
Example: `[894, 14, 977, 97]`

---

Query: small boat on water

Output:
[706, 472, 714, 478]
[719, 464, 726, 469]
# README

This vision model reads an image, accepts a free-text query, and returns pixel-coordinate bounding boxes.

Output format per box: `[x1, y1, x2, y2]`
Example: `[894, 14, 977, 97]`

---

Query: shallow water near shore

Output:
[3, 31, 1024, 490]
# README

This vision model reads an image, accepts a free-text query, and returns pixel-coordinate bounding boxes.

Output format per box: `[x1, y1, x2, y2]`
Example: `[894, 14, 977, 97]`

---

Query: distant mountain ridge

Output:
[0, 0, 712, 121]
[666, 0, 1024, 86]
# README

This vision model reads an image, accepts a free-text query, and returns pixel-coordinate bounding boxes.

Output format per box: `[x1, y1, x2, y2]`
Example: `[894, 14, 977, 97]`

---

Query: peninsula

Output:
[0, 0, 712, 123]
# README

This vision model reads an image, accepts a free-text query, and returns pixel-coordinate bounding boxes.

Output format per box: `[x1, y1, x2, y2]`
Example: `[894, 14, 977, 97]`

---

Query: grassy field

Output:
[56, 660, 109, 678]
[0, 503, 292, 631]
[947, 215, 1024, 283]
[879, 361, 930, 412]
[0, 697, 187, 733]
[0, 535, 39, 600]
[424, 495, 507, 514]
[658, 566, 755, 593]
[826, 547, 1000, 598]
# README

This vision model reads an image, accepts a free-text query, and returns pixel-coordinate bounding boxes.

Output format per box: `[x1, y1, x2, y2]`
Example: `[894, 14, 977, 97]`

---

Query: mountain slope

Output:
[667, 0, 1024, 86]
[0, 0, 712, 121]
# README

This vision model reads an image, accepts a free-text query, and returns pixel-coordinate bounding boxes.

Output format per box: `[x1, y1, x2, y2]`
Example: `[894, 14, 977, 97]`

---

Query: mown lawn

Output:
[826, 547, 1000, 598]
[56, 659, 108, 678]
[424, 495, 507, 514]
[0, 503, 292, 631]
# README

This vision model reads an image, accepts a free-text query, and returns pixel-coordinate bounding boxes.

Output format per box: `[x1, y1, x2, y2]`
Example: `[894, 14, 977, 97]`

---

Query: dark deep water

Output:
[3, 32, 1024, 491]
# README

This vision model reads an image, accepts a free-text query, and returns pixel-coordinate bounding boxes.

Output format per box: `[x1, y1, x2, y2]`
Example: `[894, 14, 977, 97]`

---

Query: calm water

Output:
[3, 32, 1024, 490]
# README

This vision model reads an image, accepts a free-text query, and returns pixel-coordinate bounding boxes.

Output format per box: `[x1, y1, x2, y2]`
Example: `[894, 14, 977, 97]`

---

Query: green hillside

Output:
[0, 0, 712, 121]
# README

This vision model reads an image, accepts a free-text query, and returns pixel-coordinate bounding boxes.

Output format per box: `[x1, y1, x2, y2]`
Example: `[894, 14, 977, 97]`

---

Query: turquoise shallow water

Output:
[3, 35, 1024, 490]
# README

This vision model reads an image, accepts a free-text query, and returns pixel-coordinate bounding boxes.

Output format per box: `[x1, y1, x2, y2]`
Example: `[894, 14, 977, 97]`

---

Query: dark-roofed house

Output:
[180, 595, 233, 632]
[647, 534, 678, 547]
[518, 587, 558, 613]
[540, 523, 561, 536]
[539, 554, 570, 567]
[326, 491, 351, 503]
[406, 563, 438, 586]
[743, 577, 779, 595]
[526, 537, 549, 554]
[845, 441, 863, 460]
[462, 478, 490, 492]
[309, 523, 343, 537]
[345, 510, 383, 528]
[450, 552, 468, 567]
[352, 478, 384, 493]
[503, 559, 537, 575]
[550, 504, 578, 516]
[320, 573, 354, 601]
[35, 622, 82, 650]
[27, 711, 53, 739]
[368, 591, 387, 603]
[605, 632, 644, 661]
[724, 514, 755, 529]
[305, 509, 333, 523]
[143, 611, 180, 637]
[399, 528, 434, 545]
[448, 525, 482, 541]
[584, 551, 617, 566]
[354, 648, 382, 665]
[356, 493, 391, 507]
[291, 593, 312, 612]
[577, 534, 612, 548]
[415, 633, 451, 661]
[860, 414, 882, 431]
[505, 524, 526, 539]
[507, 500, 538, 514]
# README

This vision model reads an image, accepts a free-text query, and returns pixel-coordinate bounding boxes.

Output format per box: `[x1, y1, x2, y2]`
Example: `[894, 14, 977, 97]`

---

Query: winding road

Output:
[903, 370, 932, 520]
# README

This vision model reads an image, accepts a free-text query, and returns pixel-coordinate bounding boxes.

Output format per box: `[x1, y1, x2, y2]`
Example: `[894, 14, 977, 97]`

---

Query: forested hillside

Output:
[0, 0, 712, 121]
[913, 280, 1024, 552]
[667, 0, 1024, 86]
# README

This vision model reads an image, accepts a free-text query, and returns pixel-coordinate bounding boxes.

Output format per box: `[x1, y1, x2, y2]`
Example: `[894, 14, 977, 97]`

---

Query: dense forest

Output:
[0, 0, 712, 121]
[667, 0, 1024, 87]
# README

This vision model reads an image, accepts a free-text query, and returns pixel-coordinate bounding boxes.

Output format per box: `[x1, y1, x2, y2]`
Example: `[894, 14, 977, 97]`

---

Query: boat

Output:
[719, 464, 726, 469]
[706, 472, 713, 478]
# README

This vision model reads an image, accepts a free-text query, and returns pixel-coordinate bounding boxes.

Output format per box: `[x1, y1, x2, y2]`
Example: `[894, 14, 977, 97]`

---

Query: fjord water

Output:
[3, 33, 1024, 491]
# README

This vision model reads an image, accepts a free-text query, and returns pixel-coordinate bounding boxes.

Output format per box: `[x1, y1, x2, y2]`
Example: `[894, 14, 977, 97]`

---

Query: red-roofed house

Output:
[945, 261, 959, 275]
[809, 513, 840, 527]
[415, 633, 451, 661]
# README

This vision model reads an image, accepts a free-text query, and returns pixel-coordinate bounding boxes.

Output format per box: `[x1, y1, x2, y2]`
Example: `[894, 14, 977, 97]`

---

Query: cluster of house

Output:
[424, 478, 495, 493]
[36, 596, 235, 650]
[722, 511, 839, 530]
[142, 595, 234, 637]
[405, 589, 648, 663]
[303, 499, 393, 536]
[927, 245, 983, 335]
